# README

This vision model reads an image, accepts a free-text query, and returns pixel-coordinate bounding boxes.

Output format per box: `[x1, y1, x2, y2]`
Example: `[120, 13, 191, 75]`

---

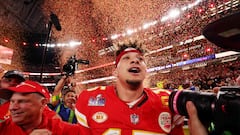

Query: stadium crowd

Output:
[150, 60, 240, 90]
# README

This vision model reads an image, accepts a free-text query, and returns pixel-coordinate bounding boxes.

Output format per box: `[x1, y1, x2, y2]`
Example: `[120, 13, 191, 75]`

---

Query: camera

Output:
[63, 55, 89, 76]
[169, 86, 240, 135]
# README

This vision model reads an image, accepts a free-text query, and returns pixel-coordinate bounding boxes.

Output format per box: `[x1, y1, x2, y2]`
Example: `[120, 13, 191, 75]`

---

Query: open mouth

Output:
[11, 111, 23, 117]
[128, 67, 141, 73]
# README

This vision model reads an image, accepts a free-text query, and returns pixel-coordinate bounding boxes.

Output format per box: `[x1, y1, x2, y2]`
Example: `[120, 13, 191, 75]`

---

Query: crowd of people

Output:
[150, 60, 240, 90]
[3, 41, 236, 134]
[147, 38, 226, 68]
[144, 0, 238, 69]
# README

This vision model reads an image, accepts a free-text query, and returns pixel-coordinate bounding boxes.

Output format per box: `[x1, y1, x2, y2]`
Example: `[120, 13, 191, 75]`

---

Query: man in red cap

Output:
[0, 80, 83, 135]
[0, 70, 61, 122]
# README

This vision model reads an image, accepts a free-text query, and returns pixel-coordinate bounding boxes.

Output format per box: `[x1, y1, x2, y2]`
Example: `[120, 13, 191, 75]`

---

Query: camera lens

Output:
[169, 90, 216, 123]
[63, 64, 74, 74]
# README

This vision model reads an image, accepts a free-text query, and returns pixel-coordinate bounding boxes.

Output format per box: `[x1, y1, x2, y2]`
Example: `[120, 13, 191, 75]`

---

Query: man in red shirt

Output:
[75, 41, 184, 135]
[0, 80, 83, 135]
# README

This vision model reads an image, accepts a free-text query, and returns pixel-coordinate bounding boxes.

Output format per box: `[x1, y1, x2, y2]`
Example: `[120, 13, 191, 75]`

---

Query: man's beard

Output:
[126, 79, 142, 89]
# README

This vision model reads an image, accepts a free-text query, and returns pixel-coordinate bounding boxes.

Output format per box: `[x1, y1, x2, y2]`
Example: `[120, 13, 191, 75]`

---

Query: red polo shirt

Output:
[0, 102, 10, 120]
[0, 113, 83, 135]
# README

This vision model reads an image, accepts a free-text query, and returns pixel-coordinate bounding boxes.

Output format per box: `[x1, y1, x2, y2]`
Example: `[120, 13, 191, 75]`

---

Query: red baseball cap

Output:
[0, 80, 50, 100]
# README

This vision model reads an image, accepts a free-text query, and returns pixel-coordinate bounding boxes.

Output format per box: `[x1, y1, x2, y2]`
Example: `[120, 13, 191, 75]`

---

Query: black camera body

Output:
[63, 55, 89, 76]
[169, 86, 240, 135]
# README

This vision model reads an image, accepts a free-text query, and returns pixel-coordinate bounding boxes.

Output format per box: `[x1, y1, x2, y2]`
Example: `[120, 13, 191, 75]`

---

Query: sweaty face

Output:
[63, 91, 76, 108]
[9, 93, 44, 126]
[116, 52, 147, 86]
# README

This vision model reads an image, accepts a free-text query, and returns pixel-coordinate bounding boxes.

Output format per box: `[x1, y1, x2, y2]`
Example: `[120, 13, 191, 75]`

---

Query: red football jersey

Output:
[75, 86, 184, 135]
[0, 114, 83, 135]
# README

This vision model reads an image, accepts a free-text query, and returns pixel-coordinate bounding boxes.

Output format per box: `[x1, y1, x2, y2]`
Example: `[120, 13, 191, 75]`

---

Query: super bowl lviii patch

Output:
[88, 94, 106, 106]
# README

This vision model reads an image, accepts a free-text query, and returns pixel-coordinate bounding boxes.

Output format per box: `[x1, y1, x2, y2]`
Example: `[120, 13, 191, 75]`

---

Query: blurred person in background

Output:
[75, 41, 184, 134]
[0, 80, 83, 135]
[213, 74, 240, 94]
[50, 75, 78, 124]
[0, 70, 25, 89]
[0, 70, 25, 121]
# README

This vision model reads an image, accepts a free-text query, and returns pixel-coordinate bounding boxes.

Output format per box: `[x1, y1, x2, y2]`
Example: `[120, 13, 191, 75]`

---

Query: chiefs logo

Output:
[158, 112, 171, 133]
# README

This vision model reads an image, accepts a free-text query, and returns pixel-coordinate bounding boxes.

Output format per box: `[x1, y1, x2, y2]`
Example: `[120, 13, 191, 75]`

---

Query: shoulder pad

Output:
[151, 88, 171, 95]
[86, 86, 107, 91]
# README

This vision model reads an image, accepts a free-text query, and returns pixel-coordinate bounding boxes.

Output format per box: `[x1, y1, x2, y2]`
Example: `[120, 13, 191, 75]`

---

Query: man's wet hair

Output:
[115, 41, 148, 57]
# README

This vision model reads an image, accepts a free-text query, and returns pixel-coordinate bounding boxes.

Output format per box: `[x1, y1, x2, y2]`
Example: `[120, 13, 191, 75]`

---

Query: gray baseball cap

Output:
[2, 70, 25, 82]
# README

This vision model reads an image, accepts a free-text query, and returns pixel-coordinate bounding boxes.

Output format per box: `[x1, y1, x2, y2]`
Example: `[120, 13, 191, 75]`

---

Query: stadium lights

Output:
[39, 41, 82, 48]
[4, 38, 9, 43]
[111, 34, 119, 40]
[22, 42, 27, 46]
[168, 8, 181, 19]
[24, 51, 240, 85]
[161, 8, 181, 22]
[126, 29, 136, 35]
[69, 41, 82, 47]
[142, 21, 158, 29]
[110, 0, 203, 40]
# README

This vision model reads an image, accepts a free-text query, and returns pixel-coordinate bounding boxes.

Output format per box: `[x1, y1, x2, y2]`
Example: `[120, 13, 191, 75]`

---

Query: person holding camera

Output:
[186, 101, 208, 135]
[50, 75, 78, 124]
[171, 78, 240, 135]
[75, 41, 184, 134]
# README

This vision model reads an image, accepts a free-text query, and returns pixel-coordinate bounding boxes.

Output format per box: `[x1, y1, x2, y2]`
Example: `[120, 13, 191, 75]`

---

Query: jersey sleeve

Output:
[49, 118, 89, 135]
[75, 90, 90, 128]
[61, 122, 90, 135]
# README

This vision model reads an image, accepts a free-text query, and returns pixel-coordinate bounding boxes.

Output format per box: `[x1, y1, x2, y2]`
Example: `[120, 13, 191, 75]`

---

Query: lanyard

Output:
[56, 102, 75, 123]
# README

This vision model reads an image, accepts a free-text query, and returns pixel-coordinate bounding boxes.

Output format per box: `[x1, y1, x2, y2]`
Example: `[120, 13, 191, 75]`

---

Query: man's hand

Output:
[30, 129, 52, 135]
[186, 101, 208, 135]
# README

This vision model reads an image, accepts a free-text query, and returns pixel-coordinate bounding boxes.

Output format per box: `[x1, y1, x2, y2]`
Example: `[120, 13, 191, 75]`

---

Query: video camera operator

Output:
[62, 55, 89, 77]
[50, 75, 79, 124]
[50, 55, 88, 124]
[186, 101, 208, 135]
[171, 76, 240, 135]
[183, 10, 240, 135]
